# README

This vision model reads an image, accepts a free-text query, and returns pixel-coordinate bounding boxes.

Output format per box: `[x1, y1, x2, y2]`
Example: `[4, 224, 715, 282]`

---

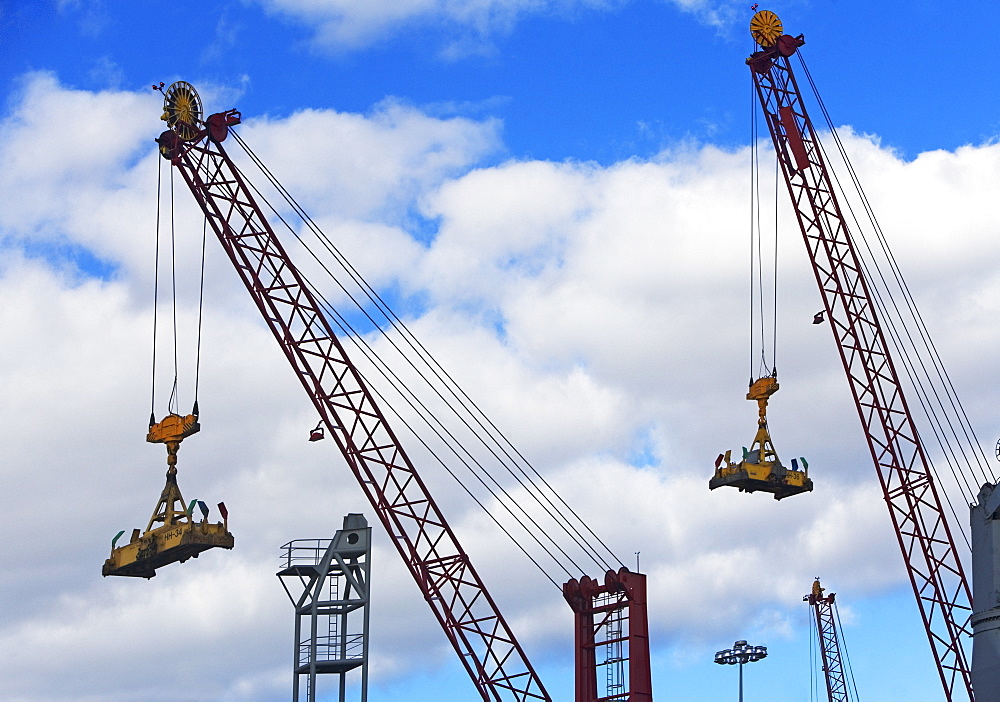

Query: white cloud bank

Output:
[2, 73, 1000, 700]
[254, 0, 737, 53]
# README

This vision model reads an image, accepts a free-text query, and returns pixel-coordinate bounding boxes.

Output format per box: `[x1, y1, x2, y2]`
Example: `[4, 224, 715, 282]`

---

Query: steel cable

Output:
[226, 161, 599, 578]
[798, 52, 995, 512]
[799, 53, 996, 493]
[229, 130, 623, 572]
[151, 154, 162, 422]
[220, 133, 622, 581]
[193, 212, 207, 413]
[802, 91, 976, 547]
[750, 82, 778, 381]
[167, 168, 180, 416]
[833, 597, 861, 701]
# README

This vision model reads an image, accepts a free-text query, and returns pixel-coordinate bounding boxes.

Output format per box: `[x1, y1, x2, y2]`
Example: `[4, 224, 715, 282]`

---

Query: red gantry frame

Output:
[748, 32, 974, 700]
[563, 568, 652, 702]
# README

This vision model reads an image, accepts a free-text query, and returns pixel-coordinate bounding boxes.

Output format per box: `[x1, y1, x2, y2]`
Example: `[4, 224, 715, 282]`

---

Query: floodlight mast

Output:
[155, 108, 549, 702]
[714, 640, 767, 702]
[745, 11, 973, 699]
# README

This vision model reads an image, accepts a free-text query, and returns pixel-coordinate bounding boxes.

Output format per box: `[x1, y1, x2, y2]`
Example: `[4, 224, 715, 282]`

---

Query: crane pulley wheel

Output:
[161, 81, 203, 141]
[750, 9, 783, 47]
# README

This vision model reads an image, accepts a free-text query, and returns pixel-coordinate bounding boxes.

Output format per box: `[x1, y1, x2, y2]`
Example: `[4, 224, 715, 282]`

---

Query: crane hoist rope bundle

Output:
[103, 81, 234, 578]
[709, 11, 812, 500]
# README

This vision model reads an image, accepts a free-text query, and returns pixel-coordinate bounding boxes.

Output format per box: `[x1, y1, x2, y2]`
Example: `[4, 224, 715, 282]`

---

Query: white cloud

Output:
[256, 0, 594, 51]
[235, 98, 502, 222]
[2, 74, 998, 699]
[254, 0, 737, 53]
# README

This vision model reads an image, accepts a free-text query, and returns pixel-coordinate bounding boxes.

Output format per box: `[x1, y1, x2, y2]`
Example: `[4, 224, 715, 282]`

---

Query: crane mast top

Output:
[805, 579, 853, 702]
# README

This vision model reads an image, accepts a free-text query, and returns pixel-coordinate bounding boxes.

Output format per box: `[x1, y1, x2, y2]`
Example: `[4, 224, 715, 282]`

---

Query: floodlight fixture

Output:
[714, 639, 767, 701]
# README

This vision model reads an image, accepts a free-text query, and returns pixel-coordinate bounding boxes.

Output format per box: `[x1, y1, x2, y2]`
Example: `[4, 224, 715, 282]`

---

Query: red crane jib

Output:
[160, 112, 549, 702]
[748, 30, 974, 700]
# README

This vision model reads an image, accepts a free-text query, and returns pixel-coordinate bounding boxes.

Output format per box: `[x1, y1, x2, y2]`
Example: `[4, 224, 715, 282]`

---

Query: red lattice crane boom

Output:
[155, 98, 549, 702]
[805, 580, 851, 702]
[746, 11, 973, 699]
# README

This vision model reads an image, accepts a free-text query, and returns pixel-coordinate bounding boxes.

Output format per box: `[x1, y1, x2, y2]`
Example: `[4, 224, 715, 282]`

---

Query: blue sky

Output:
[7, 0, 1000, 164]
[3, 1, 1000, 701]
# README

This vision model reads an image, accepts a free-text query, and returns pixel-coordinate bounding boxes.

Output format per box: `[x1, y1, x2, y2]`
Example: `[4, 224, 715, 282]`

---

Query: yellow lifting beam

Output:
[102, 414, 234, 578]
[709, 376, 813, 500]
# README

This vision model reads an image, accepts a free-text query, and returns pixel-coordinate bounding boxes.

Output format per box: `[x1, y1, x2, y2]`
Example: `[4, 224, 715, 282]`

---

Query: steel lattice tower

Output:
[278, 514, 373, 702]
[805, 580, 849, 702]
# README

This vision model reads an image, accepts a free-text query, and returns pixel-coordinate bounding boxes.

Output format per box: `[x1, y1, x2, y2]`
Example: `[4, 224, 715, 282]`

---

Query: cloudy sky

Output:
[3, 1, 1000, 700]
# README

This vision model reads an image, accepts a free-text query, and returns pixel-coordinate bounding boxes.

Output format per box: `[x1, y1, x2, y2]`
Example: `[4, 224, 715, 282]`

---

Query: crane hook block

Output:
[102, 415, 233, 578]
[709, 377, 814, 500]
[147, 412, 200, 444]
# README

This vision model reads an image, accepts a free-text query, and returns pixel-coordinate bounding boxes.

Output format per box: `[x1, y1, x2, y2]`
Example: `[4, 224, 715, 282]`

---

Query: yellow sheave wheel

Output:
[750, 10, 783, 48]
[163, 81, 203, 141]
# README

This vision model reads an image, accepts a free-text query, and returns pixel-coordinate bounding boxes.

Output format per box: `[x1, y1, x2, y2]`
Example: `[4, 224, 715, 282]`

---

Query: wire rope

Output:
[151, 152, 203, 423]
[167, 168, 180, 416]
[254, 193, 604, 579]
[319, 294, 573, 585]
[796, 52, 994, 519]
[807, 601, 819, 702]
[749, 82, 778, 381]
[818, 138, 986, 501]
[813, 141, 984, 531]
[151, 154, 163, 426]
[227, 131, 623, 564]
[220, 132, 623, 581]
[772, 154, 779, 374]
[800, 82, 977, 546]
[832, 598, 861, 701]
[193, 213, 207, 415]
[750, 83, 758, 382]
[799, 54, 996, 499]
[228, 130, 621, 572]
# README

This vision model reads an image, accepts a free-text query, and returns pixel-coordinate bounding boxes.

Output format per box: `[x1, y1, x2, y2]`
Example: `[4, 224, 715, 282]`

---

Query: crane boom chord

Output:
[157, 108, 549, 702]
[746, 13, 973, 699]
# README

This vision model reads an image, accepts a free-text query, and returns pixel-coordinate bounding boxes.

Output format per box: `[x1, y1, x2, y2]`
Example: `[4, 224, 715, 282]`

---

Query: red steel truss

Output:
[562, 569, 652, 702]
[805, 581, 849, 702]
[157, 116, 550, 702]
[748, 37, 973, 699]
